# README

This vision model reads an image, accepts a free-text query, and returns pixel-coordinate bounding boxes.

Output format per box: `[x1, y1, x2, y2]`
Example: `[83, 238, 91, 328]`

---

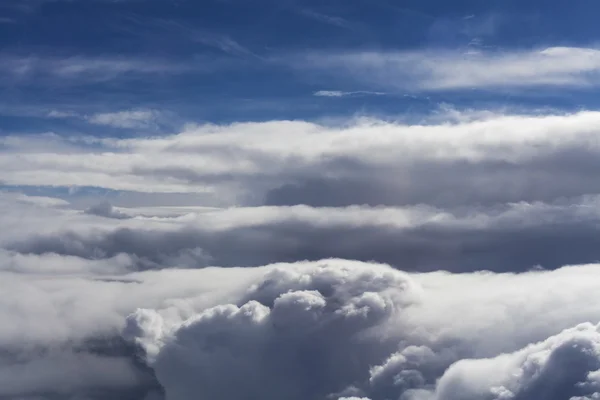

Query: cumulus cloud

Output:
[121, 260, 600, 400]
[428, 322, 600, 400]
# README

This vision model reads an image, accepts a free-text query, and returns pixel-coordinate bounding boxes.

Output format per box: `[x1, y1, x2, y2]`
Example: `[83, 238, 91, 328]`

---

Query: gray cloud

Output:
[8, 198, 600, 273]
[84, 200, 131, 220]
[428, 322, 600, 400]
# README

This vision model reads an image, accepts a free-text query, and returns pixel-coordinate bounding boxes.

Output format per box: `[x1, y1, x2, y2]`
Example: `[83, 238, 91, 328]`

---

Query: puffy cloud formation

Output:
[428, 323, 600, 400]
[122, 260, 600, 400]
[125, 261, 414, 400]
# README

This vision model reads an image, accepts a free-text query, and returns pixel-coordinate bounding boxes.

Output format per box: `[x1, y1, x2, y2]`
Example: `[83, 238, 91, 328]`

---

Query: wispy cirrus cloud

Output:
[296, 8, 356, 30]
[294, 46, 600, 91]
[115, 15, 260, 59]
[0, 54, 208, 85]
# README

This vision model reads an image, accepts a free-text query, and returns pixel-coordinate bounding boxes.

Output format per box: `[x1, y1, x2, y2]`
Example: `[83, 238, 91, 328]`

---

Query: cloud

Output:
[125, 260, 413, 400]
[4, 108, 600, 273]
[0, 54, 195, 85]
[4, 109, 600, 399]
[46, 109, 79, 118]
[5, 204, 600, 400]
[3, 110, 600, 208]
[0, 349, 149, 398]
[313, 90, 386, 97]
[427, 322, 600, 400]
[297, 8, 355, 30]
[119, 15, 259, 59]
[87, 109, 159, 129]
[84, 200, 130, 219]
[5, 191, 600, 273]
[123, 260, 600, 400]
[294, 47, 600, 91]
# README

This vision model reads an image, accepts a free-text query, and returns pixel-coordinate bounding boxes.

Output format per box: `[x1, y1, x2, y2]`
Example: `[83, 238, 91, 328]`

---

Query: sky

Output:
[4, 1, 600, 400]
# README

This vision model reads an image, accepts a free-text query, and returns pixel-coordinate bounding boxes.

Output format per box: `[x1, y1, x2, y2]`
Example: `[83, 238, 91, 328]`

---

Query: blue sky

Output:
[2, 0, 600, 207]
[1, 0, 600, 132]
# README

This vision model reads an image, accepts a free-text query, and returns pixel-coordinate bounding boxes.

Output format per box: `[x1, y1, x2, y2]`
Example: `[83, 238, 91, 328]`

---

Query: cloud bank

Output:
[7, 230, 600, 400]
[3, 110, 600, 208]
[4, 108, 600, 399]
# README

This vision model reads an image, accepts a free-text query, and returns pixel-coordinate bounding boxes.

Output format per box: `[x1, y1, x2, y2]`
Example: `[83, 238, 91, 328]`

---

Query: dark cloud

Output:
[0, 336, 161, 400]
[9, 206, 600, 273]
[265, 146, 600, 208]
[84, 201, 130, 220]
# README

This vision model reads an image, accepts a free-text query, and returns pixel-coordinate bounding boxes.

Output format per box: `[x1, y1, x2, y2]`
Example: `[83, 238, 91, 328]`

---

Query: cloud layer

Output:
[3, 110, 600, 207]
[7, 222, 600, 400]
[4, 108, 600, 399]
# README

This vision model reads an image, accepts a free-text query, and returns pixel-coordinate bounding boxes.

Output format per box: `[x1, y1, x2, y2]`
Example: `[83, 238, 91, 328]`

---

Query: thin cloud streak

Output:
[314, 90, 386, 97]
[87, 109, 160, 129]
[0, 54, 224, 85]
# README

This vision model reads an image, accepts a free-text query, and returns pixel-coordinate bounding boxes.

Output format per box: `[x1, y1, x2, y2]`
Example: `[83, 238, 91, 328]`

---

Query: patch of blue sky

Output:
[1, 0, 600, 131]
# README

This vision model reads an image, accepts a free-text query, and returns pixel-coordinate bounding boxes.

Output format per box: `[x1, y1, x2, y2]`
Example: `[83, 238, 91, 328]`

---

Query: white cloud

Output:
[295, 46, 600, 91]
[124, 260, 600, 400]
[46, 109, 79, 118]
[427, 322, 600, 400]
[314, 90, 386, 97]
[314, 90, 347, 97]
[1, 110, 600, 206]
[87, 109, 159, 129]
